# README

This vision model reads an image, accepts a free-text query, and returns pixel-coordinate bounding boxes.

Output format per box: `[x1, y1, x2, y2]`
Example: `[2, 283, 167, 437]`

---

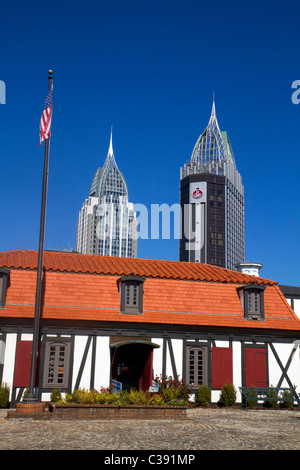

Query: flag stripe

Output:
[39, 85, 53, 146]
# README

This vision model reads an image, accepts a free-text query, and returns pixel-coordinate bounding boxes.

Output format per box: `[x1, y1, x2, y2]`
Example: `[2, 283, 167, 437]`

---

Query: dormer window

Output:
[119, 275, 145, 314]
[0, 268, 9, 308]
[238, 284, 266, 320]
[248, 289, 261, 316]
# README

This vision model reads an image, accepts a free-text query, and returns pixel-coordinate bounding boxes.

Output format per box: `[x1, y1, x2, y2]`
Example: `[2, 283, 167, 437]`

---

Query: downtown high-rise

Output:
[179, 101, 245, 270]
[76, 133, 137, 257]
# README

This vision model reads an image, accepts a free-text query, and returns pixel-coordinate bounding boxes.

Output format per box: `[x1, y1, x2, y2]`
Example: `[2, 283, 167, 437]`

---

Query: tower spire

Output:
[188, 97, 227, 172]
[97, 129, 128, 199]
[208, 93, 218, 126]
[108, 126, 113, 156]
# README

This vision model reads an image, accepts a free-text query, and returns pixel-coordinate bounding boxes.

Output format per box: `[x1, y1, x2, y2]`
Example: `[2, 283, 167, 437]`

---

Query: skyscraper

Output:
[76, 132, 137, 257]
[179, 101, 245, 270]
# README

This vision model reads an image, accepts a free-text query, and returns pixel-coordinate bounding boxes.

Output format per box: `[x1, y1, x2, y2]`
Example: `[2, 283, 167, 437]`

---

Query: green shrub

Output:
[116, 390, 129, 405]
[68, 388, 92, 404]
[103, 392, 119, 404]
[244, 386, 258, 408]
[195, 385, 211, 407]
[263, 387, 278, 408]
[95, 388, 112, 404]
[219, 383, 236, 407]
[50, 388, 62, 403]
[65, 387, 118, 405]
[280, 390, 294, 409]
[0, 383, 10, 408]
[127, 388, 151, 405]
[149, 394, 165, 405]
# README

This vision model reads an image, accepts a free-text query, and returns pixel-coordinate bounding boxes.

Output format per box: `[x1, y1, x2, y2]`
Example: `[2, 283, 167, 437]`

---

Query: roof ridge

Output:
[0, 249, 276, 286]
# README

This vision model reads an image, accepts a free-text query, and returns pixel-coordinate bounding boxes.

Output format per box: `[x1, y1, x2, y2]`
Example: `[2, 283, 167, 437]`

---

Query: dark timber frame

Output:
[0, 268, 10, 308]
[2, 317, 300, 405]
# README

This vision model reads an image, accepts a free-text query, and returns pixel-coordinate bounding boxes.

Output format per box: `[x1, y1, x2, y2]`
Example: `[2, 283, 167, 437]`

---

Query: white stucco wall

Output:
[1, 333, 300, 404]
[294, 299, 300, 318]
[2, 333, 17, 398]
[94, 336, 110, 389]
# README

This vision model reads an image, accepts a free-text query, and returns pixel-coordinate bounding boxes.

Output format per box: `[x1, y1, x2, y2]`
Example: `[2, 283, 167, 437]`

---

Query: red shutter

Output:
[211, 347, 233, 389]
[245, 347, 267, 387]
[13, 340, 40, 388]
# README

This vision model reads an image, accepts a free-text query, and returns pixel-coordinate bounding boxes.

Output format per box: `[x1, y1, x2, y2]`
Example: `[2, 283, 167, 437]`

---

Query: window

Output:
[238, 284, 266, 320]
[0, 268, 9, 308]
[248, 289, 260, 314]
[43, 340, 71, 389]
[126, 282, 138, 307]
[186, 345, 208, 387]
[119, 275, 145, 314]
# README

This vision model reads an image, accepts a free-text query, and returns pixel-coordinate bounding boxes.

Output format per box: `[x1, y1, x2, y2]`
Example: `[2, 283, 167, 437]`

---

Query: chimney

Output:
[235, 262, 263, 277]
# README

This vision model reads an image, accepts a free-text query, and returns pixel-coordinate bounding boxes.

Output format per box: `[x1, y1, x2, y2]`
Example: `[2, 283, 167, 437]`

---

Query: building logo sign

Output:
[189, 181, 207, 204]
[192, 188, 203, 199]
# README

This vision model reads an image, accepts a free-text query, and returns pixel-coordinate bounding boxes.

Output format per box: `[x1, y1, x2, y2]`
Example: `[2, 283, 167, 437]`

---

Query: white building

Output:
[76, 132, 137, 258]
[1, 250, 300, 407]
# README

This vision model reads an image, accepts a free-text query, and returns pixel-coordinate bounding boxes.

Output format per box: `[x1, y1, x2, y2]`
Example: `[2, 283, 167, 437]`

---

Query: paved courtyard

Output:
[1, 407, 300, 451]
[0, 408, 300, 451]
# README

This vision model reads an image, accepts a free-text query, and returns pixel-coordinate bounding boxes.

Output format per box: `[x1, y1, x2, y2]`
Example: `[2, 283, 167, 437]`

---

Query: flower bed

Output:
[47, 376, 191, 419]
[51, 376, 193, 407]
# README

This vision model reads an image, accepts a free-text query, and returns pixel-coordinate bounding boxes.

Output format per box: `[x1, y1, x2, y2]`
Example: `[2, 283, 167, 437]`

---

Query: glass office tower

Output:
[76, 133, 137, 257]
[180, 101, 245, 269]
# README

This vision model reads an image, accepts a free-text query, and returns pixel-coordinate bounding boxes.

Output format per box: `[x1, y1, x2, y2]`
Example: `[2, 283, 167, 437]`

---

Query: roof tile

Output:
[0, 250, 276, 285]
[1, 250, 300, 332]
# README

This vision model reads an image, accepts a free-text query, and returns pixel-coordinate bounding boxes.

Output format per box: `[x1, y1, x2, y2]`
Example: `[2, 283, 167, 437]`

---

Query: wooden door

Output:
[245, 347, 267, 387]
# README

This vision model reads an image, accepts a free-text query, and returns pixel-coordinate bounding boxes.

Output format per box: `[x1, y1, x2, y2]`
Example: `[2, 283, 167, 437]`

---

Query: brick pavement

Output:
[1, 407, 300, 450]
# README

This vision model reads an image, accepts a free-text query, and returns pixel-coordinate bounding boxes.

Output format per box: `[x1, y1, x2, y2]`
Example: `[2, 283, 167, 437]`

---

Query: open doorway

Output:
[110, 339, 159, 391]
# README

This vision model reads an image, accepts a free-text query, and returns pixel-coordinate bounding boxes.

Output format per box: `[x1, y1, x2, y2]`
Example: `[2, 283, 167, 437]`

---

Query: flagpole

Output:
[23, 70, 53, 404]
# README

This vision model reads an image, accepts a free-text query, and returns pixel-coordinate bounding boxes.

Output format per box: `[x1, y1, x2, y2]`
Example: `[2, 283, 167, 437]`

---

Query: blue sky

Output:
[0, 0, 299, 286]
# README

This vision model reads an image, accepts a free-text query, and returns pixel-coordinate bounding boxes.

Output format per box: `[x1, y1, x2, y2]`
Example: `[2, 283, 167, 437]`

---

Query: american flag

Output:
[39, 84, 53, 146]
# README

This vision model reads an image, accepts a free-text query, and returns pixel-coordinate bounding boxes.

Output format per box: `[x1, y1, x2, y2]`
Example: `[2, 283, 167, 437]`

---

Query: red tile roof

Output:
[1, 250, 299, 332]
[0, 250, 276, 285]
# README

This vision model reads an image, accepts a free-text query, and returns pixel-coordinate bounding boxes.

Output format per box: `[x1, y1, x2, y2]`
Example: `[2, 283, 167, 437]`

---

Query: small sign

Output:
[148, 382, 159, 393]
